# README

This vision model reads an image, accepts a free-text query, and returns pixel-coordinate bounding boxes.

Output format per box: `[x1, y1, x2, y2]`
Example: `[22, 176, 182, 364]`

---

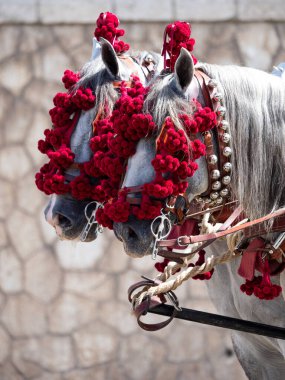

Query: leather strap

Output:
[112, 80, 133, 88]
[244, 215, 285, 239]
[194, 69, 231, 204]
[159, 208, 285, 248]
[158, 205, 243, 260]
[133, 296, 177, 331]
[128, 280, 178, 331]
[195, 71, 218, 197]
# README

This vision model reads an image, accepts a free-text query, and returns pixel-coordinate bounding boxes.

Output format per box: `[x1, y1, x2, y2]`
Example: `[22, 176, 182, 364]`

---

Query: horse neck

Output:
[200, 63, 285, 220]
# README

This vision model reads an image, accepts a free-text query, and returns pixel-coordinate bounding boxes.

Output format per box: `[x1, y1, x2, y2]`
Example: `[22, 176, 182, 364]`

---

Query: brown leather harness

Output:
[123, 69, 285, 258]
[126, 70, 285, 334]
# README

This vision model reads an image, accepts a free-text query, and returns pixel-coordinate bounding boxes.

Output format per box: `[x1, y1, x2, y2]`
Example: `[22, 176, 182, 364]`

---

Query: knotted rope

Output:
[132, 213, 247, 309]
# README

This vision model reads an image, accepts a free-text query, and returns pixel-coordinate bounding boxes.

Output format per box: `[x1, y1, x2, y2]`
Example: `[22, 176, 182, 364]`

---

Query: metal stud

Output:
[221, 133, 231, 143]
[195, 196, 203, 203]
[208, 79, 218, 88]
[212, 181, 222, 191]
[223, 162, 232, 172]
[223, 147, 232, 157]
[211, 170, 220, 180]
[217, 106, 226, 116]
[210, 192, 219, 200]
[208, 154, 218, 165]
[213, 93, 223, 102]
[222, 176, 231, 185]
[220, 188, 229, 197]
[220, 120, 229, 130]
[204, 197, 211, 204]
[216, 197, 223, 205]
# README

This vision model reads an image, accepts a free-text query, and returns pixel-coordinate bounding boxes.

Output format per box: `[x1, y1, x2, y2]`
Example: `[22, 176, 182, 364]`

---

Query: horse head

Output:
[114, 44, 285, 260]
[114, 48, 213, 257]
[41, 35, 160, 242]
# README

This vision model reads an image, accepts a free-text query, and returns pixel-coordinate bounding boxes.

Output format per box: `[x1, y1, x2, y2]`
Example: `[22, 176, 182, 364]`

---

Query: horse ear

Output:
[174, 48, 194, 92]
[100, 37, 119, 77]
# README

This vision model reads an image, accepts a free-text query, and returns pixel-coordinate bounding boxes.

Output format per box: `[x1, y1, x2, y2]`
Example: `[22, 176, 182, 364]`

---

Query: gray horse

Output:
[113, 48, 285, 379]
[44, 38, 161, 241]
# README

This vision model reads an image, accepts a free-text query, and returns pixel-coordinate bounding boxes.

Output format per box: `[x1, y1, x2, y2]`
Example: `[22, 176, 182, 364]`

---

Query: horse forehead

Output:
[69, 108, 94, 165]
[123, 139, 156, 187]
[68, 58, 147, 171]
[119, 58, 146, 84]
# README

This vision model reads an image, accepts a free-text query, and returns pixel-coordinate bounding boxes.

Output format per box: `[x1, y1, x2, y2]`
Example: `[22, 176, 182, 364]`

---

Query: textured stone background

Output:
[1, 0, 285, 379]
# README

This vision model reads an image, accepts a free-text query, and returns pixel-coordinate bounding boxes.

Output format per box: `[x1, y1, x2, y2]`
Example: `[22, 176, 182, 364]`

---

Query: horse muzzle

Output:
[44, 194, 99, 242]
[113, 217, 154, 258]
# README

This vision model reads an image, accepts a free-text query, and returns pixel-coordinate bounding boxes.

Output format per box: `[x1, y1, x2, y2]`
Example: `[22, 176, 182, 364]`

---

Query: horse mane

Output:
[74, 57, 118, 118]
[74, 50, 162, 118]
[199, 63, 285, 221]
[143, 73, 196, 132]
[145, 63, 285, 221]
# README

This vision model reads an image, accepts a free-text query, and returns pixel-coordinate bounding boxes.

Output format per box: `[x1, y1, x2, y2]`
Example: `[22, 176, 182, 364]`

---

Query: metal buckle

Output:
[177, 235, 190, 247]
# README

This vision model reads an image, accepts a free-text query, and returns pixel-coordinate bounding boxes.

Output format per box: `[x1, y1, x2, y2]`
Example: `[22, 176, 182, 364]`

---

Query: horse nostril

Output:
[126, 226, 139, 241]
[57, 213, 73, 230]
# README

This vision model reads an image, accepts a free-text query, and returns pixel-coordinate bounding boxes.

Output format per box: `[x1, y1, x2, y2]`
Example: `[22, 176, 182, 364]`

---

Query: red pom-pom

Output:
[194, 107, 217, 132]
[70, 175, 92, 200]
[104, 199, 130, 223]
[62, 70, 80, 89]
[155, 259, 170, 273]
[94, 12, 129, 54]
[96, 207, 114, 229]
[72, 88, 96, 110]
[48, 145, 75, 169]
[240, 260, 282, 300]
[163, 21, 197, 71]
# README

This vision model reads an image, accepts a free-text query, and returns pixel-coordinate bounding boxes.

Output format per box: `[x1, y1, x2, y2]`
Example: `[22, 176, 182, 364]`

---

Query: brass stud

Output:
[223, 147, 232, 157]
[220, 120, 229, 130]
[208, 154, 218, 165]
[210, 192, 219, 200]
[216, 197, 223, 205]
[212, 181, 222, 190]
[223, 162, 232, 172]
[217, 106, 226, 116]
[221, 133, 231, 143]
[213, 93, 223, 102]
[222, 176, 231, 185]
[211, 170, 221, 179]
[208, 79, 219, 88]
[220, 188, 229, 197]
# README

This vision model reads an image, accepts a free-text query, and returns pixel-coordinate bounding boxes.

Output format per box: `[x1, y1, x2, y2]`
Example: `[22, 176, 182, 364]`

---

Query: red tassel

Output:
[240, 259, 282, 300]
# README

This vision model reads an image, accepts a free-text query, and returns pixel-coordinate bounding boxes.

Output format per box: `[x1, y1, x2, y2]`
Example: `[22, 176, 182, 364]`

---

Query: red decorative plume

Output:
[240, 259, 282, 301]
[162, 21, 197, 71]
[94, 12, 129, 54]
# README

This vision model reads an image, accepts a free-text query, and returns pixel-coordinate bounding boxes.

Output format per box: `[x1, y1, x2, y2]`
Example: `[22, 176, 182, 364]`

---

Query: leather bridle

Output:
[122, 69, 235, 230]
[122, 69, 285, 261]
[62, 54, 158, 241]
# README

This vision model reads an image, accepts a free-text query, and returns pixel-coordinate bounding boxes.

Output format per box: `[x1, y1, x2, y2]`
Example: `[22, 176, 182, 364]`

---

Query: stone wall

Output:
[1, 1, 285, 379]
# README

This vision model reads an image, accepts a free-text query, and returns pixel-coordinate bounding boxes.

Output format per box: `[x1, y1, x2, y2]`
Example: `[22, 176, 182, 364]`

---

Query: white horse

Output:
[113, 48, 285, 379]
[44, 38, 161, 241]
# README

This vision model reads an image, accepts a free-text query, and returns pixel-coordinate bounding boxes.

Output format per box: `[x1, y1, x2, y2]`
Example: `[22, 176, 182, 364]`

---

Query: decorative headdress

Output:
[162, 21, 197, 70]
[35, 12, 129, 199]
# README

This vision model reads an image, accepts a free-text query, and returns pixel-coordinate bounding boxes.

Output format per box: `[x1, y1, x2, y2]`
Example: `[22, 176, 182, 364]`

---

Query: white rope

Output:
[133, 213, 246, 309]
